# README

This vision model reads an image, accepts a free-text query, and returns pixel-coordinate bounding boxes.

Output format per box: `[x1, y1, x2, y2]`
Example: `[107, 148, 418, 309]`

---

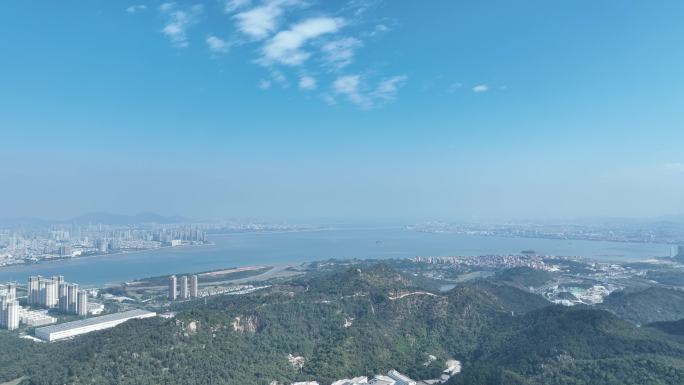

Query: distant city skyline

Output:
[2, 1, 683, 221]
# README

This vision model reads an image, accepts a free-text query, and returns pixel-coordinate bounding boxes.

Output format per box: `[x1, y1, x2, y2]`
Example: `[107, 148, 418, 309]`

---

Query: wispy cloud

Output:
[261, 17, 345, 66]
[159, 3, 204, 48]
[146, 0, 404, 108]
[373, 24, 390, 33]
[206, 35, 231, 54]
[344, 0, 382, 17]
[224, 0, 252, 13]
[472, 84, 489, 93]
[372, 75, 407, 102]
[332, 74, 407, 109]
[448, 82, 463, 93]
[298, 75, 317, 90]
[321, 37, 363, 70]
[333, 75, 370, 108]
[234, 0, 301, 40]
[258, 79, 272, 89]
[126, 4, 147, 14]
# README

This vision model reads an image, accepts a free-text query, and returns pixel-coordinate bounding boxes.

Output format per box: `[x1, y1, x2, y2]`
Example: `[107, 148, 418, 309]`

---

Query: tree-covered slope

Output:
[451, 306, 684, 385]
[3, 266, 684, 385]
[600, 287, 684, 325]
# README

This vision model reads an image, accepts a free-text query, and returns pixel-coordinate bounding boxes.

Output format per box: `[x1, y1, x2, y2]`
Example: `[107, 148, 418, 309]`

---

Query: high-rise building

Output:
[678, 246, 684, 259]
[77, 291, 88, 316]
[168, 275, 177, 300]
[58, 283, 69, 312]
[42, 279, 58, 308]
[180, 276, 189, 299]
[0, 293, 20, 330]
[6, 301, 19, 330]
[6, 283, 16, 300]
[0, 294, 7, 329]
[191, 275, 198, 298]
[28, 276, 40, 305]
[68, 284, 79, 314]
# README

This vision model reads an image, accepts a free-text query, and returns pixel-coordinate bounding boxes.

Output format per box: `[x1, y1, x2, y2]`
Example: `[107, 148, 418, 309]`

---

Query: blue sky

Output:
[1, 0, 683, 222]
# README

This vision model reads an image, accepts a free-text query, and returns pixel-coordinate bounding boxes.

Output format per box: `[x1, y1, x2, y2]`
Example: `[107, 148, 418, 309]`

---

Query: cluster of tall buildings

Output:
[28, 276, 88, 316]
[1, 223, 211, 268]
[0, 283, 19, 330]
[168, 274, 199, 300]
[153, 228, 207, 245]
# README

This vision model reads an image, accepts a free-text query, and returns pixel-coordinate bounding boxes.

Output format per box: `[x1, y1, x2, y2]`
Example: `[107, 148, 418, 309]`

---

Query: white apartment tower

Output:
[168, 275, 177, 300]
[58, 282, 69, 312]
[68, 283, 79, 314]
[28, 276, 40, 305]
[180, 276, 189, 299]
[41, 279, 59, 308]
[191, 275, 198, 298]
[77, 291, 88, 316]
[0, 292, 20, 330]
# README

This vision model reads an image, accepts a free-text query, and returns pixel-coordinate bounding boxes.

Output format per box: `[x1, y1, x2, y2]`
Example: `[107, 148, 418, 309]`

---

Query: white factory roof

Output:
[387, 370, 416, 385]
[331, 377, 368, 385]
[35, 309, 155, 335]
[368, 376, 395, 385]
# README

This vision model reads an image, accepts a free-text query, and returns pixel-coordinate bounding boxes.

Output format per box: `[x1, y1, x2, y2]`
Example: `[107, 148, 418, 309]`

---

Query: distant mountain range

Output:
[68, 212, 189, 225]
[0, 212, 190, 226]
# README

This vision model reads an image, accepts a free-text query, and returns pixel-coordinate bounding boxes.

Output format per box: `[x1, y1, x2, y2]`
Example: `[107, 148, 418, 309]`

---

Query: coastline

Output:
[0, 229, 672, 288]
[0, 242, 214, 270]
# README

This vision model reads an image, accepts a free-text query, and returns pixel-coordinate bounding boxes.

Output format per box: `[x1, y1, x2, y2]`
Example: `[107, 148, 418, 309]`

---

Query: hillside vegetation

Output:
[600, 287, 684, 325]
[2, 265, 684, 385]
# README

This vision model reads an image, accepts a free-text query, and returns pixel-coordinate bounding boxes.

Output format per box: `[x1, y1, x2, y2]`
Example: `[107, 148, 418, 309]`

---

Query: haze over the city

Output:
[1, 1, 683, 221]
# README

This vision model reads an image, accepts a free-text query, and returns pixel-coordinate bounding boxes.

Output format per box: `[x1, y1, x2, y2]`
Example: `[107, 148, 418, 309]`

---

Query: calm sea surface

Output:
[0, 228, 671, 287]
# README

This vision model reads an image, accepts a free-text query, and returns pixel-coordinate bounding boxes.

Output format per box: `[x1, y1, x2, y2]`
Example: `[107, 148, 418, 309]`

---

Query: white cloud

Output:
[472, 84, 489, 93]
[448, 82, 463, 93]
[333, 74, 407, 108]
[299, 75, 317, 90]
[148, 0, 404, 107]
[206, 35, 231, 54]
[224, 0, 251, 13]
[271, 70, 290, 87]
[258, 79, 272, 89]
[368, 24, 390, 36]
[160, 3, 204, 48]
[126, 5, 147, 13]
[344, 0, 381, 16]
[374, 24, 390, 33]
[262, 17, 345, 66]
[321, 37, 363, 70]
[372, 75, 407, 101]
[234, 0, 301, 40]
[333, 75, 371, 108]
[159, 2, 174, 12]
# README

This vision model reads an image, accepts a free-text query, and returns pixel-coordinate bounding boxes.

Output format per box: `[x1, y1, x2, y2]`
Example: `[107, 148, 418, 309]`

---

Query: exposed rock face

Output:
[232, 315, 259, 333]
[185, 321, 199, 334]
[288, 353, 305, 369]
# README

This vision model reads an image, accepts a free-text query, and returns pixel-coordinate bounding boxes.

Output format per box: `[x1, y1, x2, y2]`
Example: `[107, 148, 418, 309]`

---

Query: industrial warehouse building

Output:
[34, 309, 156, 341]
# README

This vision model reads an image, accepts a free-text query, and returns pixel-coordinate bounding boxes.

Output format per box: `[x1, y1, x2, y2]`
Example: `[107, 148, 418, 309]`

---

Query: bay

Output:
[0, 228, 671, 287]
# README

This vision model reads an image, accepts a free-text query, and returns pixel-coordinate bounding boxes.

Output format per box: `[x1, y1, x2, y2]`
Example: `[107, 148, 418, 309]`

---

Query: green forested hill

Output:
[600, 287, 684, 325]
[495, 267, 555, 288]
[464, 279, 551, 314]
[3, 265, 684, 385]
[452, 306, 684, 385]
